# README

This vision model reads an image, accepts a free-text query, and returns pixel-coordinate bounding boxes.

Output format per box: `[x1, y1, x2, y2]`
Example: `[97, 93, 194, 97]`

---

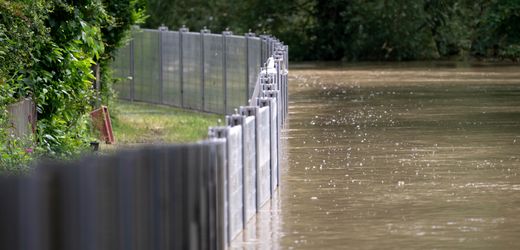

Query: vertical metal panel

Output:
[141, 146, 169, 250]
[210, 138, 227, 250]
[204, 34, 225, 113]
[226, 125, 244, 241]
[256, 106, 271, 207]
[186, 144, 202, 250]
[29, 161, 87, 250]
[202, 139, 224, 250]
[182, 32, 203, 110]
[225, 36, 247, 111]
[60, 161, 82, 250]
[263, 91, 282, 180]
[19, 169, 52, 250]
[166, 145, 187, 250]
[116, 150, 139, 250]
[130, 148, 153, 250]
[259, 97, 278, 194]
[160, 146, 173, 250]
[30, 163, 61, 250]
[226, 113, 257, 225]
[162, 31, 182, 107]
[96, 155, 122, 250]
[76, 156, 100, 250]
[264, 90, 282, 139]
[208, 127, 231, 247]
[242, 116, 257, 222]
[199, 142, 210, 250]
[0, 177, 22, 250]
[201, 139, 225, 250]
[210, 125, 244, 243]
[149, 145, 175, 250]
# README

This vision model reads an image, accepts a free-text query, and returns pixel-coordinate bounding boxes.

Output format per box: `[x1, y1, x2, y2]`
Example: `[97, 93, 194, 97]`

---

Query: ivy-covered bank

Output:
[0, 0, 145, 172]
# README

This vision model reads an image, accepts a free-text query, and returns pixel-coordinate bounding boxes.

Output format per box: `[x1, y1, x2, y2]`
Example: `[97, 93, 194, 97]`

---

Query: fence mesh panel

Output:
[162, 31, 181, 106]
[225, 36, 247, 113]
[112, 44, 132, 100]
[182, 32, 202, 110]
[203, 34, 225, 113]
[111, 28, 270, 114]
[134, 30, 161, 103]
[248, 37, 261, 97]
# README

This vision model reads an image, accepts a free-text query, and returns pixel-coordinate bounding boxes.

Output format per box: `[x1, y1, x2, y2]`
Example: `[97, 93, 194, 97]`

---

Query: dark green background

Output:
[144, 0, 520, 61]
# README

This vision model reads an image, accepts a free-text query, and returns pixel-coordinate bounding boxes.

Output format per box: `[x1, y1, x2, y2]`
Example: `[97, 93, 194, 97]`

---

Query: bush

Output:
[0, 0, 145, 170]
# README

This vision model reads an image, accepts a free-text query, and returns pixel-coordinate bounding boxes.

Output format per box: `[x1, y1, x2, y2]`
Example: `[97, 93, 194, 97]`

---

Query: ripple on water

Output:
[232, 63, 520, 250]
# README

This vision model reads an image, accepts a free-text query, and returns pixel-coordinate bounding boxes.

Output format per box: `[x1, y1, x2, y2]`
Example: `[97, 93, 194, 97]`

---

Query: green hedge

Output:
[0, 0, 145, 172]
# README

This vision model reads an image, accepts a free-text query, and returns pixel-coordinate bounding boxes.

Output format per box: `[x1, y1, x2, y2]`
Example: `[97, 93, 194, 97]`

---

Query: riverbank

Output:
[100, 101, 220, 151]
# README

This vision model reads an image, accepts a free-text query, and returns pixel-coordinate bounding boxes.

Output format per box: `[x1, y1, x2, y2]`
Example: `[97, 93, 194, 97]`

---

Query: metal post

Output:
[260, 35, 267, 64]
[130, 38, 135, 102]
[222, 29, 233, 114]
[201, 27, 210, 112]
[245, 32, 250, 103]
[284, 45, 289, 119]
[179, 25, 189, 108]
[158, 25, 168, 104]
[246, 31, 257, 103]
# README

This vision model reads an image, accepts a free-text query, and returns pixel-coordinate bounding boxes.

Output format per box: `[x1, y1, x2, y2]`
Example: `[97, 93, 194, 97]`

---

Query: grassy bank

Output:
[110, 101, 221, 145]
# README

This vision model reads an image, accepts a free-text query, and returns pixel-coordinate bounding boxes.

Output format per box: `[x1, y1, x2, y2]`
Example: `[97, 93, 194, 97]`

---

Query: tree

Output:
[98, 0, 146, 104]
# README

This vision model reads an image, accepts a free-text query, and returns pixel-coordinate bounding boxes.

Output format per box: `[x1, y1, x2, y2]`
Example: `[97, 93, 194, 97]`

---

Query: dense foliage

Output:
[0, 0, 144, 171]
[98, 0, 146, 105]
[144, 0, 520, 61]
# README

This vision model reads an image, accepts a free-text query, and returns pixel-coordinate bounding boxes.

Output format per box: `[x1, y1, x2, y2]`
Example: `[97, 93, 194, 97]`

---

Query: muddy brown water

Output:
[232, 62, 520, 249]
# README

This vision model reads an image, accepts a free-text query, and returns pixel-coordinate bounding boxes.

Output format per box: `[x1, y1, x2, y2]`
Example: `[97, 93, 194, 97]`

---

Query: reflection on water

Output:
[232, 63, 520, 249]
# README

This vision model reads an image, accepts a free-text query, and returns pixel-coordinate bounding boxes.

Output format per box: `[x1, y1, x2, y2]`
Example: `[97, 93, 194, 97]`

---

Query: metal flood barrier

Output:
[0, 143, 227, 250]
[112, 26, 271, 115]
[0, 30, 289, 250]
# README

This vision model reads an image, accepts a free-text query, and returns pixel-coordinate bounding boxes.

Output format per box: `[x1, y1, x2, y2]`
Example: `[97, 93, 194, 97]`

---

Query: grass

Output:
[108, 100, 221, 146]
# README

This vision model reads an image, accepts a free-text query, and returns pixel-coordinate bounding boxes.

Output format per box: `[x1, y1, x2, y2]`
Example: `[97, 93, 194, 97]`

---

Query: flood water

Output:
[232, 62, 520, 249]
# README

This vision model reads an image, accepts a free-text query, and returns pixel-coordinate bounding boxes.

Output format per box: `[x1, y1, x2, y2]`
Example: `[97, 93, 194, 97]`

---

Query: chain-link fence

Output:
[113, 27, 277, 114]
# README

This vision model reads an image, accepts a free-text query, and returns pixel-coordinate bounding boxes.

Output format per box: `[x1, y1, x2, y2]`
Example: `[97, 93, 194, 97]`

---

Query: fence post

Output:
[245, 31, 256, 104]
[259, 35, 265, 65]
[201, 27, 210, 112]
[245, 32, 250, 103]
[130, 26, 138, 102]
[158, 25, 168, 104]
[179, 25, 189, 108]
[222, 29, 233, 114]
